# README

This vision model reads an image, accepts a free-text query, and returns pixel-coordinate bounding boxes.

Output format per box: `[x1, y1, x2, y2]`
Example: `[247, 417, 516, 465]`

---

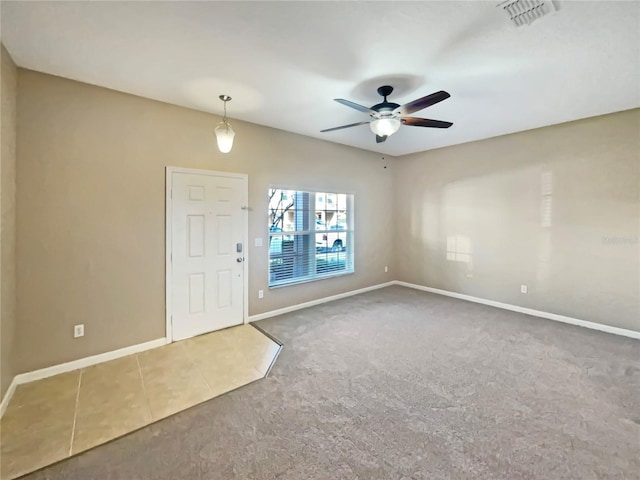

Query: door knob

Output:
[237, 257, 244, 263]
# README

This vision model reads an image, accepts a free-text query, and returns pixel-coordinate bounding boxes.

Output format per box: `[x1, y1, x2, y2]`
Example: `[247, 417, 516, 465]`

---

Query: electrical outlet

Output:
[258, 289, 264, 299]
[520, 285, 528, 294]
[74, 324, 85, 338]
[384, 266, 388, 273]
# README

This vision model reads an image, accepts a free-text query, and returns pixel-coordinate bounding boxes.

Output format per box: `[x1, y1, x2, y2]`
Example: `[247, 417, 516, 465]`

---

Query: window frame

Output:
[268, 187, 354, 288]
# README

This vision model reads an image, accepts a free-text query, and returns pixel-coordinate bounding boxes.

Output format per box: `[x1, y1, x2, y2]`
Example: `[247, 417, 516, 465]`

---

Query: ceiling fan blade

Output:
[320, 121, 370, 133]
[334, 99, 377, 115]
[376, 135, 388, 143]
[401, 117, 453, 128]
[394, 91, 451, 115]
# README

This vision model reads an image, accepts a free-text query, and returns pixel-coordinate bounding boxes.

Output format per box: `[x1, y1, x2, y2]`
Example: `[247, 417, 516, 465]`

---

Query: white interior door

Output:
[169, 169, 247, 341]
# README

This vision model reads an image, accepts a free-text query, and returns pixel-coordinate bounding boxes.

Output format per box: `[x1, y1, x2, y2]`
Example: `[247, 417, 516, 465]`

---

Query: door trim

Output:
[165, 166, 249, 343]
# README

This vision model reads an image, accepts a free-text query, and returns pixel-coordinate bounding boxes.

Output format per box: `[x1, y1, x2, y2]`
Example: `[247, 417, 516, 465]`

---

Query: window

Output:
[268, 188, 354, 287]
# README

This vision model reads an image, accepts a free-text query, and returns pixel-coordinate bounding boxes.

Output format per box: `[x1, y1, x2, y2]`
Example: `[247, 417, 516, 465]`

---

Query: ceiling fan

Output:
[321, 86, 453, 143]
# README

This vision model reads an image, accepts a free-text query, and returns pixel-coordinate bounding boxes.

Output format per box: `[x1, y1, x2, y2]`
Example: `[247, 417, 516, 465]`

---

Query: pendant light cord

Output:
[219, 94, 232, 132]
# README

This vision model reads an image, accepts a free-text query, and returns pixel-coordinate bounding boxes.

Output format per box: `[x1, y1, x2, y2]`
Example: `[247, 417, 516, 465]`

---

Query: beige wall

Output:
[16, 69, 395, 373]
[1, 45, 18, 397]
[395, 109, 640, 331]
[12, 68, 639, 375]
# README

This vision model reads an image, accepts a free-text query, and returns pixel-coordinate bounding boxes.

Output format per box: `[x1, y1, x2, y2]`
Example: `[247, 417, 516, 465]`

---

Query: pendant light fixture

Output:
[214, 95, 235, 153]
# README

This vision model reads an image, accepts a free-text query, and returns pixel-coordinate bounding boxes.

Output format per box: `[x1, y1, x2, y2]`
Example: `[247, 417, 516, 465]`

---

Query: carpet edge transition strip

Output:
[249, 324, 284, 377]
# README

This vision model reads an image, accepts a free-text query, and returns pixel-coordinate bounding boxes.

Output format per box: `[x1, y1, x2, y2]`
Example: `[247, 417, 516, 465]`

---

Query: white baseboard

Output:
[395, 281, 640, 339]
[248, 282, 395, 322]
[0, 337, 167, 418]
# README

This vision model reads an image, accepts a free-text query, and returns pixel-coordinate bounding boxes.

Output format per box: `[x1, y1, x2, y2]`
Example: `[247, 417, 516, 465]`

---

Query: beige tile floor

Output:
[0, 324, 281, 480]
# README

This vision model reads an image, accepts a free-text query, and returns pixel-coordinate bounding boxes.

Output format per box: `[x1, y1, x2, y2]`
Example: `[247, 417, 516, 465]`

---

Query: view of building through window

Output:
[268, 188, 354, 287]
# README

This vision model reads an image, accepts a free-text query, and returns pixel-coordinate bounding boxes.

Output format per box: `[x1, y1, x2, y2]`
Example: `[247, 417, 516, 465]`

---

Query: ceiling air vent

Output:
[498, 0, 557, 27]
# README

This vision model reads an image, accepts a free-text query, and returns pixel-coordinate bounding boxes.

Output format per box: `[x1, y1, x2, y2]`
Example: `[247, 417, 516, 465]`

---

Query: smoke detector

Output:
[498, 0, 557, 27]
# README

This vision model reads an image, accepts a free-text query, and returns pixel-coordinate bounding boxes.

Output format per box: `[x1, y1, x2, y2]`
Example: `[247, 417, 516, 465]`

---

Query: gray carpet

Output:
[24, 286, 639, 479]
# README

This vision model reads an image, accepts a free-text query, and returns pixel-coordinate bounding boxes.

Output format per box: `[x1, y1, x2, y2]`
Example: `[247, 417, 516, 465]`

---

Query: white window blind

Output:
[268, 188, 354, 287]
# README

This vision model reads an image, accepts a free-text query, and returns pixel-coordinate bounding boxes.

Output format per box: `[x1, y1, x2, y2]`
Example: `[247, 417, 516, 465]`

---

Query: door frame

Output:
[165, 166, 249, 343]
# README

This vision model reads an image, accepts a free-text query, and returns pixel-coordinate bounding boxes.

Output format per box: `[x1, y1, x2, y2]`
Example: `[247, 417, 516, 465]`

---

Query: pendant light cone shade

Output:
[215, 94, 235, 153]
[215, 122, 235, 153]
[369, 118, 401, 137]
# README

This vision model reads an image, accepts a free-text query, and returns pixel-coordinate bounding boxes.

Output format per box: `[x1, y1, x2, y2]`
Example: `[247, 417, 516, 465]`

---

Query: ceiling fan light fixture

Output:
[214, 94, 235, 153]
[370, 118, 401, 137]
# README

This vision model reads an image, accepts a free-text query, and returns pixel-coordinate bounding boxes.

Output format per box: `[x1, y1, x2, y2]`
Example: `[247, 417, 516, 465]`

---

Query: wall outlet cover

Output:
[74, 324, 85, 338]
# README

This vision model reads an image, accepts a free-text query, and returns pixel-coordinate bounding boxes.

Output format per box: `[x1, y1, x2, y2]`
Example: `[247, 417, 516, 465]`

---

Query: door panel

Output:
[188, 273, 205, 314]
[187, 215, 205, 257]
[171, 171, 245, 341]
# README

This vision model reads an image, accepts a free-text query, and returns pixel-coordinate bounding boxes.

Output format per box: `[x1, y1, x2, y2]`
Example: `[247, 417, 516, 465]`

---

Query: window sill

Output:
[268, 269, 354, 289]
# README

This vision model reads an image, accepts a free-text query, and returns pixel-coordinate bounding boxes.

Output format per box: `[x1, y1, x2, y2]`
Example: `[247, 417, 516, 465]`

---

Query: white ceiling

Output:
[2, 1, 639, 156]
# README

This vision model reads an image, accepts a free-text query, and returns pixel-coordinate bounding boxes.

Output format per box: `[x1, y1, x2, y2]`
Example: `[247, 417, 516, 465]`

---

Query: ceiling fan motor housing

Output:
[372, 102, 399, 117]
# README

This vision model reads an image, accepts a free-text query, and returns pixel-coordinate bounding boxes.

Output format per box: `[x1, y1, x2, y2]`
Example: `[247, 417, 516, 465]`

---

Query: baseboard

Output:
[0, 377, 18, 418]
[394, 281, 640, 339]
[0, 337, 168, 418]
[248, 281, 395, 322]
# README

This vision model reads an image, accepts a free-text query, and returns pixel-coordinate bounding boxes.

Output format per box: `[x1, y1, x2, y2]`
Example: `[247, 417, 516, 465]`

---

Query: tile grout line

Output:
[179, 341, 215, 395]
[135, 355, 154, 422]
[68, 370, 83, 456]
